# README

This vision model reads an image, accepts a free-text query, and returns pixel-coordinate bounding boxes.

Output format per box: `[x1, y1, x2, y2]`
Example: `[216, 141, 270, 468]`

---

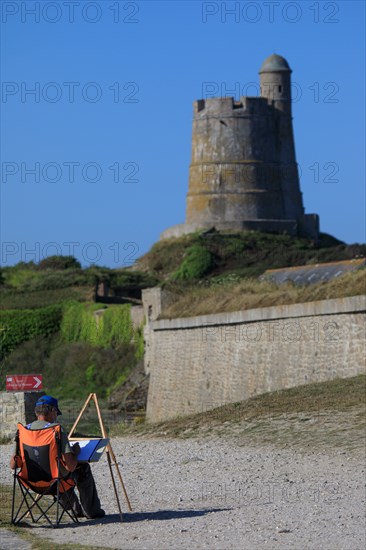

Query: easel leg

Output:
[93, 394, 132, 512]
[69, 393, 133, 520]
[68, 393, 94, 439]
[106, 443, 133, 512]
[106, 449, 123, 521]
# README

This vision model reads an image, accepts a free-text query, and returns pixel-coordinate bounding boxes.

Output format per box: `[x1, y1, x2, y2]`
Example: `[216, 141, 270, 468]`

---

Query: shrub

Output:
[37, 255, 81, 270]
[171, 244, 214, 281]
[0, 304, 63, 359]
[3, 269, 43, 290]
[109, 270, 158, 289]
[1, 323, 142, 400]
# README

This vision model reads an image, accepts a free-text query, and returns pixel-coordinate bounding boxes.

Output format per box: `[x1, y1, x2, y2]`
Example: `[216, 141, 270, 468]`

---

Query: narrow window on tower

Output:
[278, 86, 282, 93]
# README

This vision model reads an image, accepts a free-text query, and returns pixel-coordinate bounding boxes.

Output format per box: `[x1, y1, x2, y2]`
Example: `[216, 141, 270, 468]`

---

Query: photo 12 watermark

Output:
[201, 319, 342, 344]
[201, 396, 322, 423]
[1, 241, 140, 266]
[1, 1, 140, 24]
[201, 2, 340, 24]
[1, 81, 140, 104]
[200, 161, 340, 185]
[2, 161, 139, 184]
[201, 479, 341, 506]
[201, 80, 340, 104]
[0, 404, 145, 428]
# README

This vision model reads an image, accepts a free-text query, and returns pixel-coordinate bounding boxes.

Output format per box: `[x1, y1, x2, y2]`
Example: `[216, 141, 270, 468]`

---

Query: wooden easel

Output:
[68, 393, 132, 521]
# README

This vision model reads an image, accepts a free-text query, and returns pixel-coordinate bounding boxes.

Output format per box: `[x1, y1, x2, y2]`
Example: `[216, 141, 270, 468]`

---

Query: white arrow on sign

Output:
[33, 377, 42, 389]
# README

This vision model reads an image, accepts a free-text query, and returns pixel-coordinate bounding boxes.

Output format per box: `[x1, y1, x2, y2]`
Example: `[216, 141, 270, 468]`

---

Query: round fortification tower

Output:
[161, 54, 319, 241]
[186, 95, 288, 230]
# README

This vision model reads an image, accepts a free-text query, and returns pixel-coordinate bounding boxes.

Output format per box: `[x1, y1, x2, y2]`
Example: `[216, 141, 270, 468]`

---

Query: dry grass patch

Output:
[0, 484, 106, 549]
[111, 375, 366, 451]
[161, 270, 366, 318]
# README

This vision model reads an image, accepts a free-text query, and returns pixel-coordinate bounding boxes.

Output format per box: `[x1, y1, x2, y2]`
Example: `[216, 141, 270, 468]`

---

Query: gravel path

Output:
[1, 436, 365, 550]
[0, 529, 32, 550]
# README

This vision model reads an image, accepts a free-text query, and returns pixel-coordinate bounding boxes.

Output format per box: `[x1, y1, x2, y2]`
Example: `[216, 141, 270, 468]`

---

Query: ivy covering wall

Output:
[0, 304, 63, 359]
[60, 302, 141, 350]
[0, 302, 144, 360]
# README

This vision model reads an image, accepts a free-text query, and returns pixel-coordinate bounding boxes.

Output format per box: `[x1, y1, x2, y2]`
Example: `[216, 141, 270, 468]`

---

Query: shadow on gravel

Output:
[109, 508, 230, 523]
[43, 508, 230, 528]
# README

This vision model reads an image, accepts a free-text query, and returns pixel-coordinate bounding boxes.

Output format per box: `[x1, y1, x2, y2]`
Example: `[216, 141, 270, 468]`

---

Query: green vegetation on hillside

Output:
[132, 230, 366, 317]
[171, 243, 214, 280]
[0, 304, 63, 359]
[61, 302, 143, 355]
[0, 256, 157, 304]
[0, 332, 140, 402]
[0, 287, 92, 310]
[1, 234, 365, 411]
[1, 299, 144, 400]
[0, 256, 152, 405]
[137, 230, 365, 281]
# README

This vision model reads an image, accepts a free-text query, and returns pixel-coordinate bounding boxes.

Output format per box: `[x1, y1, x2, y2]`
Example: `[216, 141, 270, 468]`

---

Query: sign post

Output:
[6, 375, 43, 391]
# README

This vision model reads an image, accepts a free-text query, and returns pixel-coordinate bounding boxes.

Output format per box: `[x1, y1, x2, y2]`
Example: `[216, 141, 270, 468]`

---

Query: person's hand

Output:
[72, 442, 80, 457]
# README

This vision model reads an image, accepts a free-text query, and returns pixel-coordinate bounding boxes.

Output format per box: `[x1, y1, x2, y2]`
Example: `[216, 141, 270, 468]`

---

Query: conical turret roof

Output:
[259, 54, 291, 73]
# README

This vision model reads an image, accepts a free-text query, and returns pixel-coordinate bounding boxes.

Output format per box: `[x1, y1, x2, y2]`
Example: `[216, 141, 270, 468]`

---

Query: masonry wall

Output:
[145, 296, 365, 422]
[0, 392, 43, 439]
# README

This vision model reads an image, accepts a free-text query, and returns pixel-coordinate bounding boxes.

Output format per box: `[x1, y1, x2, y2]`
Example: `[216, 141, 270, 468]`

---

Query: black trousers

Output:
[62, 463, 103, 518]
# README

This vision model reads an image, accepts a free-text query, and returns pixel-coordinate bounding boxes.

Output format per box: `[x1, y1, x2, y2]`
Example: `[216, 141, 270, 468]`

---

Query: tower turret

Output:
[259, 54, 304, 222]
[259, 54, 292, 115]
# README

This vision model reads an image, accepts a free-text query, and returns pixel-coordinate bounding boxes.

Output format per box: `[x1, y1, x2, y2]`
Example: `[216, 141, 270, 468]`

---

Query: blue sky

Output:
[1, 0, 365, 267]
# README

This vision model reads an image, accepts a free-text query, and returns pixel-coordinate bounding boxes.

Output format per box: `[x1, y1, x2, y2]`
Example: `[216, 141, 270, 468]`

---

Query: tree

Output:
[38, 256, 81, 270]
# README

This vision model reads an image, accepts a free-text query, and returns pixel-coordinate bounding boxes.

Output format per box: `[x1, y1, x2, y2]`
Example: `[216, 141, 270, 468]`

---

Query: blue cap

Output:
[35, 395, 62, 415]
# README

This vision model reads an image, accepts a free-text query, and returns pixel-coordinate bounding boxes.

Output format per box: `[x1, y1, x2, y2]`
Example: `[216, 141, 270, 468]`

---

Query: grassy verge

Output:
[0, 485, 107, 549]
[0, 287, 92, 310]
[111, 375, 366, 451]
[161, 269, 366, 318]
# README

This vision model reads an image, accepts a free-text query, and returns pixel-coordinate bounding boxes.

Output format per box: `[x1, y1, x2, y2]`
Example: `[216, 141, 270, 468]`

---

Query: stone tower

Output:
[161, 54, 319, 240]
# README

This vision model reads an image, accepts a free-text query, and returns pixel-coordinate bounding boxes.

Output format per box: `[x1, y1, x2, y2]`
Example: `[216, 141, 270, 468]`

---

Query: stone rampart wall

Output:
[146, 296, 365, 422]
[0, 392, 43, 439]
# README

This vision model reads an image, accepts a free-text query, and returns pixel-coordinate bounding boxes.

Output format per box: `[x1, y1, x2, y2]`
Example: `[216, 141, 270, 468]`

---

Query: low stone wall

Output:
[145, 296, 365, 422]
[0, 392, 43, 439]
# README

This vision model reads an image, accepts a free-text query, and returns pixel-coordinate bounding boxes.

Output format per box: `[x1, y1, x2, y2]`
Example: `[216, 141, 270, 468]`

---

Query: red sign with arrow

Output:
[6, 374, 43, 391]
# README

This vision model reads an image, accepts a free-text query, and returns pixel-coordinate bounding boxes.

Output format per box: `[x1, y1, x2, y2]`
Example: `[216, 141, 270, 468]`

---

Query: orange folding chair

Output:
[11, 423, 79, 528]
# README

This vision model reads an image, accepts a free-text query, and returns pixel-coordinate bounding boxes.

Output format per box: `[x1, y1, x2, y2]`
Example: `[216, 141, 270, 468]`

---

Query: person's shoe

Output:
[88, 509, 105, 519]
[60, 490, 85, 518]
[74, 507, 85, 518]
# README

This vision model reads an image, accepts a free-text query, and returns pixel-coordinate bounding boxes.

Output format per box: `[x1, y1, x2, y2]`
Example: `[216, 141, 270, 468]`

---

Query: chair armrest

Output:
[10, 454, 22, 470]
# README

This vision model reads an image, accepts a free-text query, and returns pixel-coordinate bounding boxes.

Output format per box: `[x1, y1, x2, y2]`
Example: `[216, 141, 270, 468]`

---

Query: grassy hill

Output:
[134, 230, 365, 318]
[0, 232, 365, 414]
[111, 375, 366, 452]
[135, 230, 365, 280]
[1, 232, 365, 308]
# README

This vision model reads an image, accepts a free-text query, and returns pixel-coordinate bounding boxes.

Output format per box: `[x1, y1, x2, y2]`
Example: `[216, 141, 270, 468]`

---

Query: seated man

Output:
[10, 395, 105, 519]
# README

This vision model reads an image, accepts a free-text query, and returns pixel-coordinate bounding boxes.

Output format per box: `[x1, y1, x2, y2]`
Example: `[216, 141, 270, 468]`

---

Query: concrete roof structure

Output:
[261, 258, 366, 285]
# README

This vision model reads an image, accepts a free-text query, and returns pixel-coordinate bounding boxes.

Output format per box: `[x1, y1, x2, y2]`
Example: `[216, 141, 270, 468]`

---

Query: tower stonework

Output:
[161, 54, 319, 240]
